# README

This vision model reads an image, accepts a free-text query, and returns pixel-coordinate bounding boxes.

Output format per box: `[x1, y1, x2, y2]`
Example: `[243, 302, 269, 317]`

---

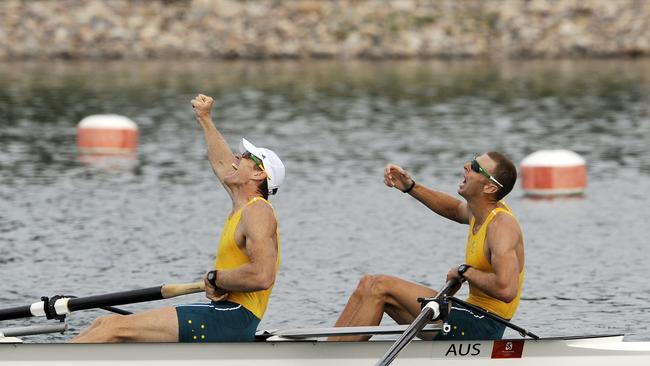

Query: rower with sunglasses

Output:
[330, 152, 523, 341]
[72, 94, 285, 343]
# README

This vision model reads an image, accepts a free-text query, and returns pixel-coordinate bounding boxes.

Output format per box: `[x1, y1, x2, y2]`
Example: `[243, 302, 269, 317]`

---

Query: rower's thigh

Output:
[118, 306, 179, 342]
[378, 275, 437, 319]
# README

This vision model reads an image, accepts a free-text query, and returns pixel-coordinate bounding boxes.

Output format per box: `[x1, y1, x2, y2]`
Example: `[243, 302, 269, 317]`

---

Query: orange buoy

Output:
[520, 150, 587, 196]
[77, 115, 138, 155]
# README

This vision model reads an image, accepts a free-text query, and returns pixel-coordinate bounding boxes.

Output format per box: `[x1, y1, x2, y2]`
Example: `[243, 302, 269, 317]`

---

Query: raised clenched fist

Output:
[191, 94, 214, 124]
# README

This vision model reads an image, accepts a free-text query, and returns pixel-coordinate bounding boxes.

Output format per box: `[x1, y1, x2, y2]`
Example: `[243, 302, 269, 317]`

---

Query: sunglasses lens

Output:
[245, 151, 264, 169]
[471, 159, 480, 173]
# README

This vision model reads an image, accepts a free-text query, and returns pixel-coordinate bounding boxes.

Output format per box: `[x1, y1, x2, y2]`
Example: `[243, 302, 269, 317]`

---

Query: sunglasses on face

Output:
[471, 156, 504, 188]
[242, 151, 271, 179]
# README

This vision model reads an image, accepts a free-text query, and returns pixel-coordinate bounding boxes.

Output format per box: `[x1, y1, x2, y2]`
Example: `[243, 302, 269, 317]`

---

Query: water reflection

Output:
[1, 60, 649, 181]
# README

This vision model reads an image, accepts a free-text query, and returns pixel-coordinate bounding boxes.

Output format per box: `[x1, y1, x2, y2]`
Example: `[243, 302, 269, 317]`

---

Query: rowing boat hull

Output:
[2, 335, 650, 365]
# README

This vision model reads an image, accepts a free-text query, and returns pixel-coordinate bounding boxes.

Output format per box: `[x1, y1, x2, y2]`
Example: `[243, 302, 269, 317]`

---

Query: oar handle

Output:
[70, 281, 207, 313]
[437, 279, 462, 299]
[161, 281, 205, 298]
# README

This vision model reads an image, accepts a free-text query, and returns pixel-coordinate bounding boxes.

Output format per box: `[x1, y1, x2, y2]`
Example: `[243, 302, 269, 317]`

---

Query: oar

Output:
[448, 296, 539, 339]
[0, 281, 205, 321]
[375, 279, 461, 366]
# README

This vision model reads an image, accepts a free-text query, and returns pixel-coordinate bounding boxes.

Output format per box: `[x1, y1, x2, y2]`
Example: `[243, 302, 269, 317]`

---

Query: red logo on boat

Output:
[491, 340, 524, 358]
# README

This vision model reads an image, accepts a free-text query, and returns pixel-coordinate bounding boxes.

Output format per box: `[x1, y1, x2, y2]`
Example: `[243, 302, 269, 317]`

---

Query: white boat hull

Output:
[2, 335, 650, 366]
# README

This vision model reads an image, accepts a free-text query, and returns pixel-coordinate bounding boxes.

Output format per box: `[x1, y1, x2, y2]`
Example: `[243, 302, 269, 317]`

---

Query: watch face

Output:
[207, 271, 215, 282]
[458, 265, 467, 274]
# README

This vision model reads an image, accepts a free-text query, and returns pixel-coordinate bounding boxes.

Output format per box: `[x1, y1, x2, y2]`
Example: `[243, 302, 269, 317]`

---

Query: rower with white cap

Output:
[71, 94, 285, 343]
[239, 137, 285, 197]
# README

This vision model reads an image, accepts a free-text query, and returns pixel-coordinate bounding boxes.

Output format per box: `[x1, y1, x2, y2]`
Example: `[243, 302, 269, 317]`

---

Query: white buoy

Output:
[77, 115, 138, 155]
[520, 150, 587, 196]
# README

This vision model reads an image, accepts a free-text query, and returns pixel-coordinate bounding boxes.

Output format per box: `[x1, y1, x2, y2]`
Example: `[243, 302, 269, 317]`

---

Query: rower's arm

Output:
[192, 94, 236, 199]
[214, 202, 278, 292]
[408, 184, 470, 224]
[384, 163, 469, 224]
[463, 214, 522, 303]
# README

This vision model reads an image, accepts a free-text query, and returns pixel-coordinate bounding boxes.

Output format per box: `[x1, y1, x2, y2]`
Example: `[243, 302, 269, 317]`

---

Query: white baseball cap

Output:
[239, 138, 285, 195]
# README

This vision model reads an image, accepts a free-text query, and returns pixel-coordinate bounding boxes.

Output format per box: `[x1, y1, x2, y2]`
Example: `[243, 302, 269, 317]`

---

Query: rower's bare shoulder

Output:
[241, 200, 277, 232]
[493, 211, 519, 227]
[492, 213, 521, 235]
[486, 213, 522, 249]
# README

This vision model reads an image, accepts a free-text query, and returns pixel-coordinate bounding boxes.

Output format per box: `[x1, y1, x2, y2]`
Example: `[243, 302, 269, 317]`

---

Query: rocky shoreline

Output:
[1, 0, 649, 60]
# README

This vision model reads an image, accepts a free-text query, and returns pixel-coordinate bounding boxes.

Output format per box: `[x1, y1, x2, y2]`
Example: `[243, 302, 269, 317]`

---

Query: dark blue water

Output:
[1, 60, 649, 342]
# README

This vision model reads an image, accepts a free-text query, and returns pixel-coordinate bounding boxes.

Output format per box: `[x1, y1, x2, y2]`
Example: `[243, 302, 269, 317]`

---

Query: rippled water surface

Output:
[1, 60, 649, 342]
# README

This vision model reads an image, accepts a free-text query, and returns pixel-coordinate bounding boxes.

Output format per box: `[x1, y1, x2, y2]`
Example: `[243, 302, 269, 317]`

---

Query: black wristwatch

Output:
[457, 264, 472, 279]
[403, 179, 416, 193]
[206, 270, 218, 288]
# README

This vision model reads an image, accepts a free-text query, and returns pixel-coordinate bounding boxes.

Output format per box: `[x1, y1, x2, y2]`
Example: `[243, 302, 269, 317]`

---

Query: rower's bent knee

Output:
[370, 274, 394, 297]
[90, 314, 136, 342]
[88, 314, 111, 329]
[355, 274, 376, 295]
[355, 274, 391, 299]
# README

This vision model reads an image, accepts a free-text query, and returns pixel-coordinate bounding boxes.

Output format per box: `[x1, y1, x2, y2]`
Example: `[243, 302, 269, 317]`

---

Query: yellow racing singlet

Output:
[214, 197, 280, 319]
[465, 202, 524, 320]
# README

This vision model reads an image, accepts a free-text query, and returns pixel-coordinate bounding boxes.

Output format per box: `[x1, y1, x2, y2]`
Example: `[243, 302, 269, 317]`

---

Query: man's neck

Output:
[231, 186, 263, 211]
[468, 198, 499, 227]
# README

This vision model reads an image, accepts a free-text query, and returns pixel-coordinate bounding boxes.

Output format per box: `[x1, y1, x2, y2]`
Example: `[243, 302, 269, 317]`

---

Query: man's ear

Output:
[483, 183, 499, 195]
[251, 169, 266, 182]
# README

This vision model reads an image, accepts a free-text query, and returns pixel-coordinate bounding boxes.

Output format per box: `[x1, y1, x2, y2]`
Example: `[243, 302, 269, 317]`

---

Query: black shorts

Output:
[434, 306, 506, 340]
[175, 301, 260, 342]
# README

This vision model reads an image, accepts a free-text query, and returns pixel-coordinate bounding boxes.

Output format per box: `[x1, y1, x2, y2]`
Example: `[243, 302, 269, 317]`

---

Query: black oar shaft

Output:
[376, 307, 435, 366]
[0, 281, 204, 322]
[100, 306, 132, 315]
[0, 305, 33, 322]
[375, 279, 460, 366]
[448, 296, 539, 339]
[67, 286, 163, 312]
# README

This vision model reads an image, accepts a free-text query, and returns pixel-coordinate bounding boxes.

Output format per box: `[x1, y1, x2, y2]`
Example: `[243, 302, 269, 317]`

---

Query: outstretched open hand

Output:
[384, 163, 414, 192]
